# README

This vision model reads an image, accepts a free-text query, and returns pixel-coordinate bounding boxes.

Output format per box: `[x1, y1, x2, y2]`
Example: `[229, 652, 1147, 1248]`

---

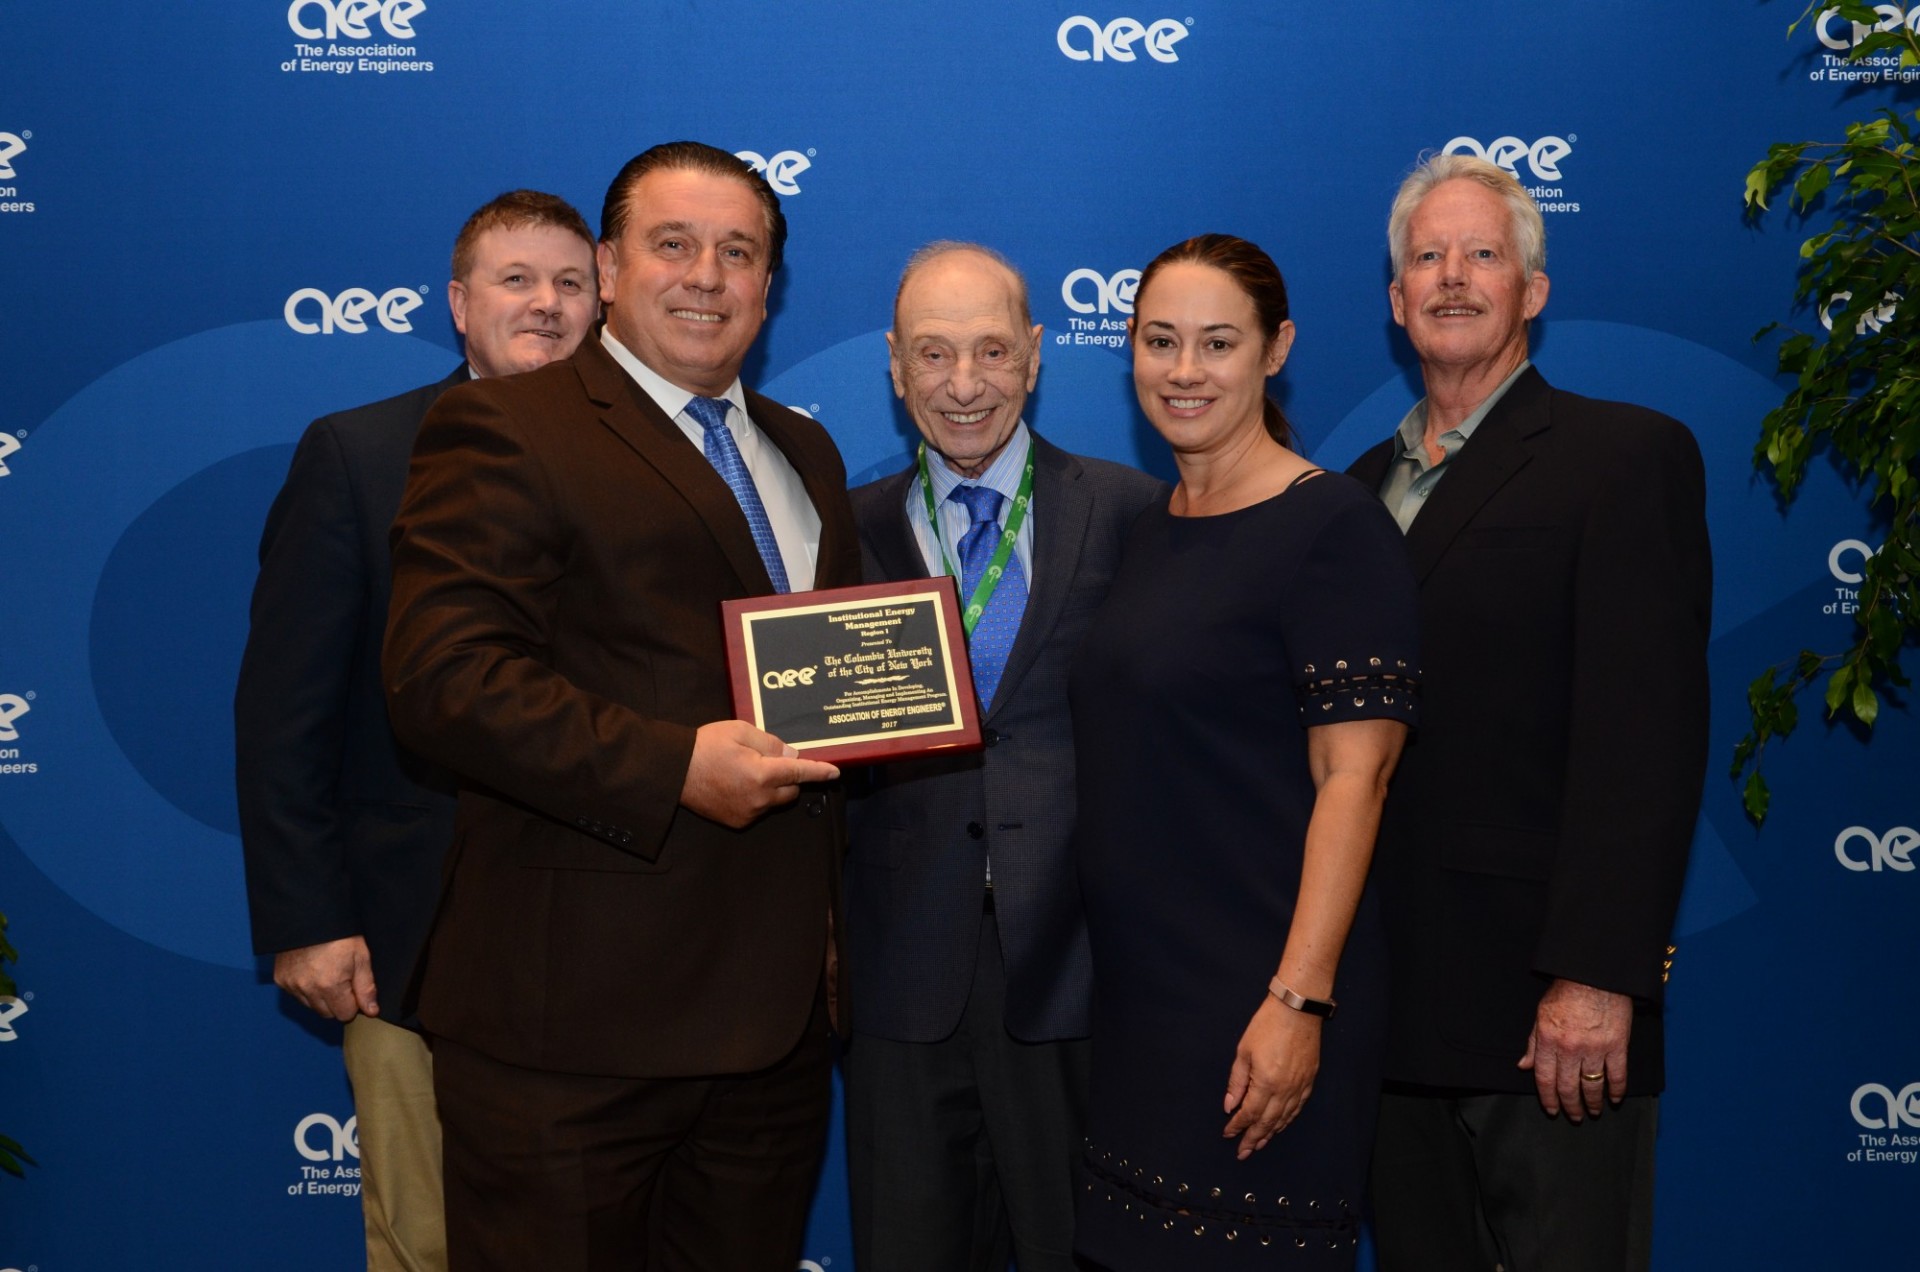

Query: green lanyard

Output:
[917, 442, 1035, 636]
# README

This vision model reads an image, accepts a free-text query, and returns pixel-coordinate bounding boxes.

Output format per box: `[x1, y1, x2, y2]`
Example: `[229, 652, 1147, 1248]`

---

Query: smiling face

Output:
[1130, 261, 1291, 455]
[888, 250, 1042, 478]
[448, 223, 598, 378]
[1390, 177, 1549, 382]
[596, 167, 773, 395]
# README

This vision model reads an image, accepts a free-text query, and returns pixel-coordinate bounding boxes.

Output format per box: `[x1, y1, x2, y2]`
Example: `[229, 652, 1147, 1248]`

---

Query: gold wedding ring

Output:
[1580, 1070, 1605, 1082]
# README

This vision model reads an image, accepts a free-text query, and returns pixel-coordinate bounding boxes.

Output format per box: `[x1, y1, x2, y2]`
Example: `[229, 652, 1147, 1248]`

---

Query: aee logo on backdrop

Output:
[1442, 135, 1573, 183]
[294, 1112, 361, 1161]
[736, 149, 812, 197]
[0, 996, 28, 1043]
[287, 0, 425, 40]
[1852, 1082, 1920, 1128]
[1829, 538, 1880, 584]
[0, 694, 30, 743]
[285, 286, 426, 334]
[1835, 826, 1917, 872]
[1816, 4, 1920, 49]
[0, 131, 25, 180]
[1062, 268, 1139, 315]
[1057, 16, 1191, 62]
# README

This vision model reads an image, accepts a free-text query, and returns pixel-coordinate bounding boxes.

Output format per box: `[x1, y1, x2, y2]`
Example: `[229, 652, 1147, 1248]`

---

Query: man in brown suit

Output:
[383, 141, 859, 1271]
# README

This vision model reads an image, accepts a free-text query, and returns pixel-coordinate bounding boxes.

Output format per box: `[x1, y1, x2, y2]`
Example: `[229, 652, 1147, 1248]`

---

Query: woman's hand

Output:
[1222, 994, 1322, 1159]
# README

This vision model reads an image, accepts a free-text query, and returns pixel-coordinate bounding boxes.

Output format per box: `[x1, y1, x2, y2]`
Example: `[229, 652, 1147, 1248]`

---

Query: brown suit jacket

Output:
[383, 335, 859, 1078]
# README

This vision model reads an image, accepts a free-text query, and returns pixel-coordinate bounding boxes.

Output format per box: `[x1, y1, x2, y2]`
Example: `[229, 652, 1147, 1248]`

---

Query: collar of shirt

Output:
[600, 326, 749, 447]
[1391, 358, 1532, 472]
[906, 421, 1035, 579]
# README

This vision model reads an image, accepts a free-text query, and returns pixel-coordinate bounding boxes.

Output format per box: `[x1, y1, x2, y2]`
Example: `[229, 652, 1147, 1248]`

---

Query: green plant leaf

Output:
[1851, 675, 1881, 726]
[1743, 770, 1771, 824]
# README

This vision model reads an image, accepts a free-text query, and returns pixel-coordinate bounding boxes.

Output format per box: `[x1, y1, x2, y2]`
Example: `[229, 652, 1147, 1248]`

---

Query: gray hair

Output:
[1387, 153, 1546, 280]
[892, 241, 1032, 331]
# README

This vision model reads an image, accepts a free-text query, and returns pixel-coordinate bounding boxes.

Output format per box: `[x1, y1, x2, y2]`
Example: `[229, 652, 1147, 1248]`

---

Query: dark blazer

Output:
[383, 335, 860, 1079]
[1347, 366, 1711, 1096]
[846, 435, 1163, 1043]
[237, 365, 466, 1029]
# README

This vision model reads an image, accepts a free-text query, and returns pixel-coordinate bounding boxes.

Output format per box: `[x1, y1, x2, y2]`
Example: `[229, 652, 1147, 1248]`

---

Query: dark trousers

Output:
[845, 908, 1090, 1272]
[1371, 1090, 1657, 1272]
[432, 998, 831, 1272]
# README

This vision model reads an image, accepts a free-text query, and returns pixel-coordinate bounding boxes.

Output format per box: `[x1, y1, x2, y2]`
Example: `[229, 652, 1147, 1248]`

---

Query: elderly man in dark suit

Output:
[1347, 155, 1711, 1272]
[382, 142, 859, 1271]
[237, 188, 598, 1272]
[844, 242, 1163, 1271]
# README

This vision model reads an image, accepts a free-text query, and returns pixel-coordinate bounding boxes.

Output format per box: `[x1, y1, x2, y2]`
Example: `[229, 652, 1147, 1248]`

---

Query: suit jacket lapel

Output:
[868, 466, 933, 585]
[575, 339, 773, 595]
[1403, 366, 1550, 583]
[989, 436, 1086, 718]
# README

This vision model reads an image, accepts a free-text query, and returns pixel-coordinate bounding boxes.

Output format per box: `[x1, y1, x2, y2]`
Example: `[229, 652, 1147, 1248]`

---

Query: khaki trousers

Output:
[343, 1013, 446, 1272]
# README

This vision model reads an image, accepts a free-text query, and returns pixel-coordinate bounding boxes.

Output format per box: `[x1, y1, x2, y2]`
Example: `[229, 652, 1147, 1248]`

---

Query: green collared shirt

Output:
[1378, 360, 1530, 534]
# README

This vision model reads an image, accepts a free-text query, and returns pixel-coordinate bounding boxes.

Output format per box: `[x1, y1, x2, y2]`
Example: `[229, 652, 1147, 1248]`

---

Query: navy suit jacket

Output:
[1347, 367, 1711, 1095]
[237, 365, 465, 1028]
[847, 434, 1163, 1043]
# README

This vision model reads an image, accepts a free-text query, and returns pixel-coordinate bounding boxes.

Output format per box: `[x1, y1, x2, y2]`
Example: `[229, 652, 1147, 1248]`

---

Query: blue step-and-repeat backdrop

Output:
[3, 2, 1915, 1268]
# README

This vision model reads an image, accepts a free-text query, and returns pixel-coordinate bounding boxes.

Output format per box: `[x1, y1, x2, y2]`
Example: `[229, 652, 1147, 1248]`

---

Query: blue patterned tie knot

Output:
[948, 483, 1027, 709]
[686, 395, 790, 594]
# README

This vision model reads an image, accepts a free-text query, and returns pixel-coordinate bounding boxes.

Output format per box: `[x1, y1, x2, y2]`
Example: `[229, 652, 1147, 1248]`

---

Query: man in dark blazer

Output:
[1348, 155, 1711, 1272]
[844, 242, 1163, 1271]
[237, 189, 599, 1272]
[382, 142, 859, 1272]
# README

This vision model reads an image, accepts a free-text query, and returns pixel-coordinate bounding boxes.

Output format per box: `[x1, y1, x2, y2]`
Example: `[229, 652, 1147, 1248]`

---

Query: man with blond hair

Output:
[1348, 155, 1711, 1271]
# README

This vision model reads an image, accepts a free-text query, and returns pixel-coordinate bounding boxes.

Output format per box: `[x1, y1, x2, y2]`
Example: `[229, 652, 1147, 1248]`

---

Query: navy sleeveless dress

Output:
[1069, 473, 1420, 1269]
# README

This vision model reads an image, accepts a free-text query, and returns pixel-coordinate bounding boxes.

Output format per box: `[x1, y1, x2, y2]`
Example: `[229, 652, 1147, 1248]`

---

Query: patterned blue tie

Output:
[684, 395, 790, 594]
[949, 484, 1028, 708]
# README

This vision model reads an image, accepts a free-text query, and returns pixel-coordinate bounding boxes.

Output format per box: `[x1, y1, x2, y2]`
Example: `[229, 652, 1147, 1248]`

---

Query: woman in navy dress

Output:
[1070, 235, 1420, 1269]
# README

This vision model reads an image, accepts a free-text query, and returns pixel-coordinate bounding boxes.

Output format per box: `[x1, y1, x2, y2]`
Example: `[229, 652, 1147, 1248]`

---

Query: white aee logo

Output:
[0, 694, 30, 743]
[285, 287, 424, 334]
[1852, 1082, 1920, 1128]
[1056, 16, 1189, 62]
[761, 667, 818, 690]
[0, 996, 27, 1043]
[1820, 290, 1900, 335]
[1835, 826, 1917, 872]
[287, 0, 425, 40]
[1443, 135, 1572, 183]
[1062, 268, 1140, 315]
[1829, 538, 1880, 584]
[0, 131, 25, 180]
[735, 150, 811, 197]
[294, 1112, 361, 1161]
[1817, 5, 1920, 49]
[0, 433, 19, 477]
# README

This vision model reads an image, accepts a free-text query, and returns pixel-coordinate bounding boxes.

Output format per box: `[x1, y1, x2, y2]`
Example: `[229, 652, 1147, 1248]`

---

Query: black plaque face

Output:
[722, 578, 983, 763]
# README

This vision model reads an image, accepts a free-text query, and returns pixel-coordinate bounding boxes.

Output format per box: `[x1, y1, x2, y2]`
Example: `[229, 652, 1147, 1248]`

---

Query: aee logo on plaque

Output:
[762, 667, 819, 689]
[1056, 16, 1190, 62]
[284, 286, 426, 334]
[287, 0, 425, 40]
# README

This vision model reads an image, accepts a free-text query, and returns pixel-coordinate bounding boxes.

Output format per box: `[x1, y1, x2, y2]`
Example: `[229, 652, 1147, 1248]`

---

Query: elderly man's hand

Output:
[1518, 978, 1632, 1120]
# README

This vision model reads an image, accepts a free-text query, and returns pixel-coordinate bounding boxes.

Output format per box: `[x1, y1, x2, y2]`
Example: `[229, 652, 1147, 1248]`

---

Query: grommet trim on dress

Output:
[1082, 1142, 1361, 1251]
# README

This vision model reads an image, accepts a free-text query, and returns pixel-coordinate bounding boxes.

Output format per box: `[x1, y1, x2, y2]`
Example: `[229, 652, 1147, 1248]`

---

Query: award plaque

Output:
[721, 577, 983, 764]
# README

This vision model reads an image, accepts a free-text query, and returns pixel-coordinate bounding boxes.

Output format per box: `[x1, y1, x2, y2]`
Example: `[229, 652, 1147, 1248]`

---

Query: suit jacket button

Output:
[806, 798, 824, 816]
[967, 821, 985, 840]
[983, 728, 1000, 747]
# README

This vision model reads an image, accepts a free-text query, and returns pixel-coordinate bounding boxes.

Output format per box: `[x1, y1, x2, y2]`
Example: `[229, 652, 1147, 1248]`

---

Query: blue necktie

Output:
[685, 396, 790, 594]
[949, 484, 1028, 708]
